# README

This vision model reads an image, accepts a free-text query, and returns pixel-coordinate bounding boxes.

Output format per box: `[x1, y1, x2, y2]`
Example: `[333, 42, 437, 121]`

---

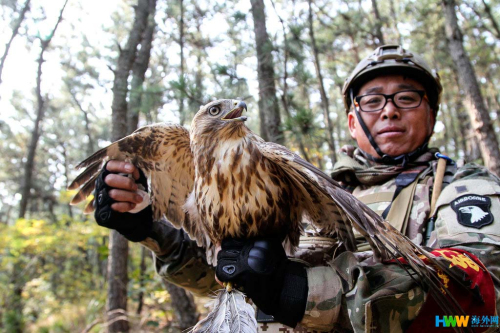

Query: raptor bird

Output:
[69, 99, 468, 332]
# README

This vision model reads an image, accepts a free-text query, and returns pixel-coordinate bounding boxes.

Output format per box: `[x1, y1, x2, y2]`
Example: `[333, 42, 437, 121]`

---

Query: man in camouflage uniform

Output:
[94, 45, 500, 332]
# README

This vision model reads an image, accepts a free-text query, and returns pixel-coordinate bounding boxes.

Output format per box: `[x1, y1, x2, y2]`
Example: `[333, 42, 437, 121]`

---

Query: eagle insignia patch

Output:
[451, 194, 493, 229]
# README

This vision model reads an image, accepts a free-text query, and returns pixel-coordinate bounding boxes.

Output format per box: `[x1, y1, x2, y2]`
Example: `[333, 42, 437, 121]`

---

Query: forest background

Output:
[1, 0, 499, 332]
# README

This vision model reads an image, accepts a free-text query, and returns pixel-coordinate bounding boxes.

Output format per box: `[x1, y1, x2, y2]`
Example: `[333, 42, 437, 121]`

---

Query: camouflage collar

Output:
[331, 145, 438, 186]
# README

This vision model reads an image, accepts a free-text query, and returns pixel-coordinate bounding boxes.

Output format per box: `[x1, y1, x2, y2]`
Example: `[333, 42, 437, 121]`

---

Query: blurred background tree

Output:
[1, 0, 499, 331]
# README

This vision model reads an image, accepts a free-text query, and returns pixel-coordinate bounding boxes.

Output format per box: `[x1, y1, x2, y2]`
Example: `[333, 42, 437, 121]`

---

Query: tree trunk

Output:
[371, 0, 385, 45]
[60, 141, 73, 219]
[108, 1, 151, 331]
[128, 0, 157, 132]
[0, 0, 31, 86]
[163, 281, 199, 330]
[250, 0, 284, 144]
[136, 247, 147, 315]
[444, 98, 460, 158]
[442, 0, 500, 175]
[107, 231, 130, 332]
[18, 0, 68, 219]
[19, 43, 45, 219]
[450, 66, 471, 160]
[308, 0, 337, 164]
[110, 0, 150, 142]
[456, 99, 472, 160]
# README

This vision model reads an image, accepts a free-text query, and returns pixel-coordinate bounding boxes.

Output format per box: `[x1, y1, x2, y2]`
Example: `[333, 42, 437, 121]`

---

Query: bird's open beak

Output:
[222, 101, 248, 122]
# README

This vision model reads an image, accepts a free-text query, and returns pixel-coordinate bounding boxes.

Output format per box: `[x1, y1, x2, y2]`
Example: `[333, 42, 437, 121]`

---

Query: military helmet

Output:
[342, 44, 442, 113]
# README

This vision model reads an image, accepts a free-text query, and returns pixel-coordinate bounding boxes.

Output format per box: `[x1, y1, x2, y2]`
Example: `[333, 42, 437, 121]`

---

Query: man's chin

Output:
[378, 145, 414, 157]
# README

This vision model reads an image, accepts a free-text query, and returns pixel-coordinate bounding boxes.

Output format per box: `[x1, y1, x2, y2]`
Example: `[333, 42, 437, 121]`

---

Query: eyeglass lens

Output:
[358, 91, 422, 112]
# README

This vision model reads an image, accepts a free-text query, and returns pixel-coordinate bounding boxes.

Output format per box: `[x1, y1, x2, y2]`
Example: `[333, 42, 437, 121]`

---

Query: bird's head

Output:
[459, 206, 473, 214]
[190, 99, 249, 141]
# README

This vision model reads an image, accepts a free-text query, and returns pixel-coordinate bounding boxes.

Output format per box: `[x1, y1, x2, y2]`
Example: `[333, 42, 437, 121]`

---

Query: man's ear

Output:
[428, 108, 436, 137]
[348, 111, 357, 139]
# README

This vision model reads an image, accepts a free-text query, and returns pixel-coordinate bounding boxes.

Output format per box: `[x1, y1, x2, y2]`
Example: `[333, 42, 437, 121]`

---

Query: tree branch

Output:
[0, 0, 31, 86]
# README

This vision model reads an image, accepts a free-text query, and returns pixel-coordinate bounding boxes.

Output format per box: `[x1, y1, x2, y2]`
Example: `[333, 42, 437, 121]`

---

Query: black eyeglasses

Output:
[354, 90, 428, 112]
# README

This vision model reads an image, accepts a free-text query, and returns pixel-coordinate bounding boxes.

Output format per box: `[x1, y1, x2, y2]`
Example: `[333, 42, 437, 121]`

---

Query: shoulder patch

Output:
[451, 194, 493, 229]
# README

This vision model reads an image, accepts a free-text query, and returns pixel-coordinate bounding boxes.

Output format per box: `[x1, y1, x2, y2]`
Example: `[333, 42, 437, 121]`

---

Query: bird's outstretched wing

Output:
[258, 142, 470, 324]
[68, 123, 196, 233]
[257, 141, 376, 253]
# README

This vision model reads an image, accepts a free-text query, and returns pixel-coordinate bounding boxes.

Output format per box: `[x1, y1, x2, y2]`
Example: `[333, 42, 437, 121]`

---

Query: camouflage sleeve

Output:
[300, 252, 426, 332]
[430, 162, 500, 314]
[299, 164, 500, 332]
[139, 219, 219, 296]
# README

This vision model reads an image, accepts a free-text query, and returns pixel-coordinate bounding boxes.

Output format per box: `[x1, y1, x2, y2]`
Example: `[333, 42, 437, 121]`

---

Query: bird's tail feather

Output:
[189, 289, 257, 333]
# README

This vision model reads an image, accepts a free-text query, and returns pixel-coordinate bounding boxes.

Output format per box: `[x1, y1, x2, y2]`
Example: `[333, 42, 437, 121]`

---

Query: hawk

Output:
[69, 99, 465, 328]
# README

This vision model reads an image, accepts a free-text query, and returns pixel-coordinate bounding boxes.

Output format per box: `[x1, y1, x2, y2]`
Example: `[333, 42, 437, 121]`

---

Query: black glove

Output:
[94, 163, 153, 242]
[216, 237, 308, 328]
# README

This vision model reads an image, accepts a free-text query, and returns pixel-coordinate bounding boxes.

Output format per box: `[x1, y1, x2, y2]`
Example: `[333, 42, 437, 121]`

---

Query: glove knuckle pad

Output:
[254, 239, 271, 250]
[248, 256, 270, 274]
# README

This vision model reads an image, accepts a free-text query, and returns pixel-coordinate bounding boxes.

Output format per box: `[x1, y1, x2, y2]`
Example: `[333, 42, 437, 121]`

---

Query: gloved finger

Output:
[220, 237, 248, 250]
[216, 257, 240, 282]
[108, 189, 144, 204]
[106, 160, 140, 180]
[218, 238, 247, 262]
[111, 202, 137, 213]
[105, 174, 138, 191]
[217, 245, 250, 283]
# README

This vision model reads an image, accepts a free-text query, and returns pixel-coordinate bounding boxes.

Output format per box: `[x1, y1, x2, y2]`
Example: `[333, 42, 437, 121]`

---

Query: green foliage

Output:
[0, 217, 163, 332]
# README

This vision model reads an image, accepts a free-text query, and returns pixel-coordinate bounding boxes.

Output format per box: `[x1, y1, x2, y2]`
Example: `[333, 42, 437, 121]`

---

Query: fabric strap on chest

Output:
[383, 171, 425, 234]
[360, 165, 428, 235]
[355, 166, 428, 252]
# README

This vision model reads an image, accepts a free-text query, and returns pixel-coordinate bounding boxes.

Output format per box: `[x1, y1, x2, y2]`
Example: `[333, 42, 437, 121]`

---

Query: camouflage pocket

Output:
[364, 287, 425, 333]
[433, 178, 500, 248]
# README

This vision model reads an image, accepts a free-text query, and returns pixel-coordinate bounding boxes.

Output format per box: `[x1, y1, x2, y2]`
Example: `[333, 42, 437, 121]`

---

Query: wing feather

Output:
[71, 172, 100, 205]
[257, 141, 360, 252]
[258, 141, 469, 321]
[70, 123, 196, 231]
[68, 160, 101, 190]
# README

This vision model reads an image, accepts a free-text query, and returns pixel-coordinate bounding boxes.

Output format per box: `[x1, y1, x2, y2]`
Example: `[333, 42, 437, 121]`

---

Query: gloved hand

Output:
[216, 237, 308, 328]
[94, 161, 153, 242]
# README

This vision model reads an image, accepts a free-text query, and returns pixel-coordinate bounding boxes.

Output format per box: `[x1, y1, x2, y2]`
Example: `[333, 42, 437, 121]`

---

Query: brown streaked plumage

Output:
[70, 99, 470, 323]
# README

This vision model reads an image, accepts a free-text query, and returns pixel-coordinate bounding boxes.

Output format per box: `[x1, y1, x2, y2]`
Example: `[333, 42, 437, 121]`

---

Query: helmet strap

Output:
[350, 89, 430, 167]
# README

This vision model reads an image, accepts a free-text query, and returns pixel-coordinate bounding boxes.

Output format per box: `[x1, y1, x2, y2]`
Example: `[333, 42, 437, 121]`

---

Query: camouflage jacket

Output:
[143, 149, 500, 332]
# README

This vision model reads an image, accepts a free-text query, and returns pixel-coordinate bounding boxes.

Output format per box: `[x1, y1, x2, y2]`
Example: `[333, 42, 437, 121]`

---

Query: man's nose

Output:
[381, 98, 401, 119]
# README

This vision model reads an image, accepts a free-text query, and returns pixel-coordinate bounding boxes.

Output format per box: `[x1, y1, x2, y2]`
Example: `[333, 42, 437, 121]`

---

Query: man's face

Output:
[348, 75, 435, 158]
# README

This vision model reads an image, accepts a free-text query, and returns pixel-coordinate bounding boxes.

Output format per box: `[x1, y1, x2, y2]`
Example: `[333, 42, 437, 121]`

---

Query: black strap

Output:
[381, 171, 422, 219]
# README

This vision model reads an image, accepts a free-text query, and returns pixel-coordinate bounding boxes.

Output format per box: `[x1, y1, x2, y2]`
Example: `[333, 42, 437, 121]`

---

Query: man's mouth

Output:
[223, 101, 248, 122]
[378, 126, 405, 135]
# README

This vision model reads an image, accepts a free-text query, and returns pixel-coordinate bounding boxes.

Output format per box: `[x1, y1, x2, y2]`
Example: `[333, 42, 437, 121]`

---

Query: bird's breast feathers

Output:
[193, 138, 294, 242]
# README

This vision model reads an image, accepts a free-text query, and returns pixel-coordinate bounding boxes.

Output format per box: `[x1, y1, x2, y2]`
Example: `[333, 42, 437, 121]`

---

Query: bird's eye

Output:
[209, 106, 221, 116]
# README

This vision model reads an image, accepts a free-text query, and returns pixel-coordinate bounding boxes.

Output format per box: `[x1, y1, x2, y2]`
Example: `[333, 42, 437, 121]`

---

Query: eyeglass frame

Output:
[353, 89, 429, 112]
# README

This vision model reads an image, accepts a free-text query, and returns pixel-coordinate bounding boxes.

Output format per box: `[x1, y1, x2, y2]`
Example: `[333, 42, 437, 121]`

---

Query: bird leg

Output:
[223, 282, 233, 292]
